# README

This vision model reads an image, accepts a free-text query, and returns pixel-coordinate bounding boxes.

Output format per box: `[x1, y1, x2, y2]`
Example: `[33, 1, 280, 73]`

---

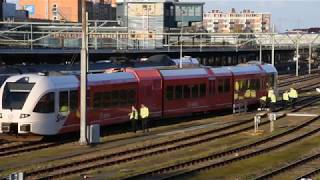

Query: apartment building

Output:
[204, 8, 271, 33]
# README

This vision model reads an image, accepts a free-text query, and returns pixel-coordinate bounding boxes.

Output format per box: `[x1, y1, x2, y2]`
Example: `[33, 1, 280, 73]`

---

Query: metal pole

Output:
[79, 0, 88, 145]
[309, 43, 312, 74]
[259, 40, 262, 64]
[200, 34, 202, 52]
[271, 24, 275, 66]
[296, 37, 299, 77]
[179, 9, 184, 69]
[116, 31, 119, 50]
[94, 21, 98, 50]
[30, 24, 33, 50]
[147, 7, 149, 49]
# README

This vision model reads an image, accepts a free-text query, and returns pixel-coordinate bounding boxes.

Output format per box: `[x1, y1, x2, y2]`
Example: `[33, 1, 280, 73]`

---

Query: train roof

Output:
[227, 65, 263, 75]
[210, 67, 233, 76]
[160, 68, 208, 79]
[260, 64, 278, 74]
[88, 72, 137, 85]
[3, 73, 79, 90]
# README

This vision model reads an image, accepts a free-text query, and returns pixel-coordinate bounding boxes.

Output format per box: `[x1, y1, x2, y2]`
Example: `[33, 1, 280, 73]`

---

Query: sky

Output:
[184, 0, 320, 32]
[7, 0, 320, 32]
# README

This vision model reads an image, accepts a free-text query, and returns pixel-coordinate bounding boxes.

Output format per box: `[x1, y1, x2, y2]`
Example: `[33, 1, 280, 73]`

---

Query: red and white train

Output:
[0, 64, 277, 135]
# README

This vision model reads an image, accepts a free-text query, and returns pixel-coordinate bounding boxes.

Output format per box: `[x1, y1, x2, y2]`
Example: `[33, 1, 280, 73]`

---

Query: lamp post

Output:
[179, 8, 185, 69]
[79, 0, 88, 145]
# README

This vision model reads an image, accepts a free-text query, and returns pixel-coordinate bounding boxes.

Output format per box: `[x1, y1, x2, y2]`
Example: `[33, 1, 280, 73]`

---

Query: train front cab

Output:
[0, 74, 80, 136]
[261, 64, 278, 95]
[228, 65, 266, 105]
[161, 68, 211, 118]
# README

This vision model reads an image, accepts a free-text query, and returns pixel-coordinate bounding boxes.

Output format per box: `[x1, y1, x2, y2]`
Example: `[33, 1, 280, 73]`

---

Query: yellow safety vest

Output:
[270, 94, 276, 103]
[235, 81, 239, 91]
[289, 89, 298, 98]
[282, 92, 289, 101]
[268, 89, 274, 98]
[130, 109, 138, 120]
[140, 106, 149, 119]
[60, 105, 68, 112]
[260, 96, 266, 101]
[250, 90, 256, 98]
[244, 90, 251, 98]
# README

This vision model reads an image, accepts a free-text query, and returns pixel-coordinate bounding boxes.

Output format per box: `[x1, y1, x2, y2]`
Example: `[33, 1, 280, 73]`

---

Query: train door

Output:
[57, 90, 78, 129]
[133, 69, 162, 118]
[215, 77, 233, 108]
[208, 78, 216, 108]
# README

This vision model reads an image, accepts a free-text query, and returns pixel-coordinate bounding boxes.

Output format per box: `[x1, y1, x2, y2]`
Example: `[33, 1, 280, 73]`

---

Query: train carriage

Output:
[228, 65, 266, 105]
[78, 72, 139, 134]
[126, 68, 163, 119]
[161, 68, 210, 117]
[0, 64, 278, 136]
[210, 67, 233, 109]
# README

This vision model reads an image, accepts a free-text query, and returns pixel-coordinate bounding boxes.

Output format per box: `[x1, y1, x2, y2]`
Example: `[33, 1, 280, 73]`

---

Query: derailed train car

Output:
[0, 64, 277, 136]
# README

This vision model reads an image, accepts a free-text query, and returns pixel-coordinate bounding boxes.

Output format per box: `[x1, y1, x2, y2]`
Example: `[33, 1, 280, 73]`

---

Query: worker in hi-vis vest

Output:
[282, 91, 289, 109]
[140, 104, 150, 133]
[129, 106, 138, 133]
[288, 87, 298, 108]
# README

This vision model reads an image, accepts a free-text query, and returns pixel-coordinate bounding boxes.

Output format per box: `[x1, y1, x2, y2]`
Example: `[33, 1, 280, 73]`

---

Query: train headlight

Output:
[20, 114, 30, 119]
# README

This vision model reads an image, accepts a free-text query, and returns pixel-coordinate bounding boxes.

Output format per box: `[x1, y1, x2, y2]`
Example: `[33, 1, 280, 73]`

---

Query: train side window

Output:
[224, 79, 230, 92]
[70, 90, 78, 112]
[175, 85, 183, 99]
[93, 92, 103, 108]
[218, 79, 224, 93]
[119, 90, 128, 105]
[183, 85, 190, 98]
[128, 89, 136, 104]
[59, 91, 69, 112]
[192, 85, 199, 98]
[33, 92, 55, 113]
[200, 83, 206, 97]
[111, 90, 119, 106]
[234, 81, 239, 91]
[166, 86, 174, 100]
[103, 92, 111, 108]
[256, 79, 260, 90]
[209, 80, 215, 95]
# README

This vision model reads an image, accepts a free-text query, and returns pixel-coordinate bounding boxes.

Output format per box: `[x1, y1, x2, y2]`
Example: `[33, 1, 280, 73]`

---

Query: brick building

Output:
[19, 0, 116, 22]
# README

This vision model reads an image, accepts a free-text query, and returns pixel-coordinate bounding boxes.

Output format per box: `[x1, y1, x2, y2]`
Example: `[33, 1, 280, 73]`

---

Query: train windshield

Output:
[2, 82, 35, 110]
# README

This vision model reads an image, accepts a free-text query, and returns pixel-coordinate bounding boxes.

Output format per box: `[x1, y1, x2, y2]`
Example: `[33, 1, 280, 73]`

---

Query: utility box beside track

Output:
[87, 124, 101, 144]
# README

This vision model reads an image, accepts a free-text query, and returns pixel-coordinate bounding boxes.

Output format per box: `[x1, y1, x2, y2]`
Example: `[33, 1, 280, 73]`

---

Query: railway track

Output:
[20, 96, 320, 179]
[278, 73, 320, 88]
[255, 152, 320, 180]
[129, 115, 320, 180]
[0, 71, 317, 157]
[0, 141, 64, 157]
[296, 167, 320, 180]
[278, 75, 320, 94]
